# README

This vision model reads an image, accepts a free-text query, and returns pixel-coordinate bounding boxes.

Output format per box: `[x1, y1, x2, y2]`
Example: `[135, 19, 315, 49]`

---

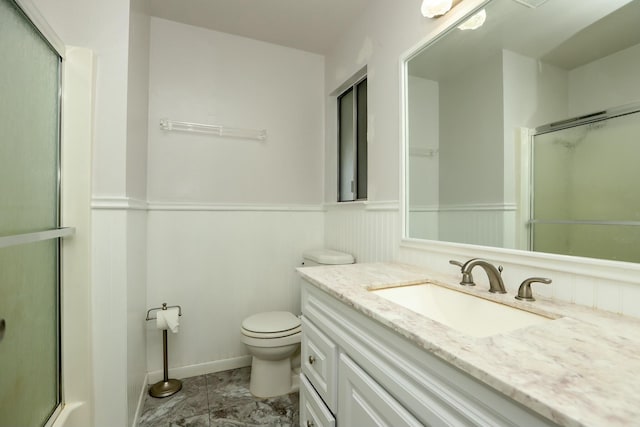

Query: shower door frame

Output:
[528, 101, 640, 254]
[0, 1, 68, 426]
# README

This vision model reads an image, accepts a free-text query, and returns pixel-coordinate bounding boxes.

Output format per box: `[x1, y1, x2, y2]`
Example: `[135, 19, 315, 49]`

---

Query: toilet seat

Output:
[241, 325, 301, 339]
[240, 330, 301, 348]
[241, 311, 300, 339]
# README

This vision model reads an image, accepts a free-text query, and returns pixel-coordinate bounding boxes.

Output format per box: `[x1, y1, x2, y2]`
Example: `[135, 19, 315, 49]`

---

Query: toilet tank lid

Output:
[242, 311, 300, 334]
[303, 249, 354, 265]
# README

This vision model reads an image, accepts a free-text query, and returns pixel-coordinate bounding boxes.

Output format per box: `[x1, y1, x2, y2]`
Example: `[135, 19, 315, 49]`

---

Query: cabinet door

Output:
[300, 373, 336, 427]
[301, 316, 338, 412]
[338, 354, 423, 427]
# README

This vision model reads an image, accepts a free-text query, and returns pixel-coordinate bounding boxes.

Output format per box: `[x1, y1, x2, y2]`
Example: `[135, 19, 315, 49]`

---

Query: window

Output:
[338, 77, 367, 201]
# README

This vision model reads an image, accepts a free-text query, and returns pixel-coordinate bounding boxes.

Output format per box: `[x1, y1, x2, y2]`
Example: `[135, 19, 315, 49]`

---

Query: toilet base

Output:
[249, 357, 298, 398]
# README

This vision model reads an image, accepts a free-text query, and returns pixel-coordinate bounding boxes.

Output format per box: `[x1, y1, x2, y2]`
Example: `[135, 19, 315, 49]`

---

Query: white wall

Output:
[502, 49, 569, 202]
[146, 209, 323, 377]
[147, 18, 324, 204]
[324, 203, 400, 263]
[59, 47, 94, 427]
[407, 75, 439, 240]
[145, 18, 326, 377]
[125, 1, 150, 425]
[323, 0, 640, 318]
[127, 0, 151, 200]
[322, 0, 434, 262]
[568, 42, 640, 116]
[439, 51, 504, 206]
[323, 1, 430, 204]
[31, 0, 130, 197]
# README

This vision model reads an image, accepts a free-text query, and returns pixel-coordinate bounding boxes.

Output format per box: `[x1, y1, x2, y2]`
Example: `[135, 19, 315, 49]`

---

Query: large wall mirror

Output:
[404, 0, 640, 264]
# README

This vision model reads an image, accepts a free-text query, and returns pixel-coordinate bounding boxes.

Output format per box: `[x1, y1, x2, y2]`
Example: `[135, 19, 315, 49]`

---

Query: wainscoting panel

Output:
[145, 207, 324, 374]
[324, 202, 400, 263]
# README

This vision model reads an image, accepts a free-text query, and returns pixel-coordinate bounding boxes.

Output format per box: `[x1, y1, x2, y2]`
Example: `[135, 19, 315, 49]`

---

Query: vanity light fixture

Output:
[421, 0, 453, 18]
[458, 9, 487, 30]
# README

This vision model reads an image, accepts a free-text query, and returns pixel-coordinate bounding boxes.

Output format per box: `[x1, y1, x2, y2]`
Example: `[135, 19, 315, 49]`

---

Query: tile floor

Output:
[138, 367, 299, 427]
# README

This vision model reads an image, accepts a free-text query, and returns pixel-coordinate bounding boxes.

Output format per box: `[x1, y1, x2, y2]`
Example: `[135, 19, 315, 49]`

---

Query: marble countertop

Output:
[297, 262, 640, 427]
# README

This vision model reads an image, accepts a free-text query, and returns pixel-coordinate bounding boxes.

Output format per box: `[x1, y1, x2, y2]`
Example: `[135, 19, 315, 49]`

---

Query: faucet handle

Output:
[498, 265, 503, 275]
[516, 277, 552, 302]
[449, 259, 464, 269]
[449, 259, 475, 286]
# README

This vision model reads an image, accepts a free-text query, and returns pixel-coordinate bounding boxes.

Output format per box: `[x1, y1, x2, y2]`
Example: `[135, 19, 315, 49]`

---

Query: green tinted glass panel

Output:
[532, 110, 640, 262]
[532, 223, 640, 263]
[0, 0, 61, 425]
[533, 112, 640, 222]
[0, 240, 59, 426]
[0, 0, 60, 237]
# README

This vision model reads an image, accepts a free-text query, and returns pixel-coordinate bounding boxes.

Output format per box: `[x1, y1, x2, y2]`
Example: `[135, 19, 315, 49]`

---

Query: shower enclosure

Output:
[0, 0, 68, 425]
[530, 105, 640, 264]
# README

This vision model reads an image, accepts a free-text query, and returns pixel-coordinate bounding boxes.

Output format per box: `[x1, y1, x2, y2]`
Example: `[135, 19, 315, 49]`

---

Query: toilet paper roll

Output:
[156, 307, 180, 333]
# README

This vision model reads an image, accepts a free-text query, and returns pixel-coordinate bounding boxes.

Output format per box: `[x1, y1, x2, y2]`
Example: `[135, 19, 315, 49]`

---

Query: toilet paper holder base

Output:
[146, 302, 183, 398]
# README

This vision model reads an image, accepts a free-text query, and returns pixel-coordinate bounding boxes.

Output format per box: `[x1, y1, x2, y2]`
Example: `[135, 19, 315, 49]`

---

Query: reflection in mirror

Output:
[531, 110, 640, 263]
[405, 0, 640, 263]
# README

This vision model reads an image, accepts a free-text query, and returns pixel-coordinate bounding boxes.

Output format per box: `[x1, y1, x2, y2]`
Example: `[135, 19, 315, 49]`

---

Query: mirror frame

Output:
[398, 0, 640, 284]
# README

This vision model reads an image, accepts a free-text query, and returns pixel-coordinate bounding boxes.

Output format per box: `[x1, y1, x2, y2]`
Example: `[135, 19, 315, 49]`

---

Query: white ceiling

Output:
[148, 0, 371, 54]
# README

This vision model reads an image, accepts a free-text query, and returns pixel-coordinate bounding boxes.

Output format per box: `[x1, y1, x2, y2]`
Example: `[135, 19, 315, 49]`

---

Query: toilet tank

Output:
[302, 249, 354, 267]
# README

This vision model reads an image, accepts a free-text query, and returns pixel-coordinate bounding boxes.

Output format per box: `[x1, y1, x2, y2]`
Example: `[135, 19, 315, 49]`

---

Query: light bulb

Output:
[421, 0, 453, 18]
[458, 9, 487, 30]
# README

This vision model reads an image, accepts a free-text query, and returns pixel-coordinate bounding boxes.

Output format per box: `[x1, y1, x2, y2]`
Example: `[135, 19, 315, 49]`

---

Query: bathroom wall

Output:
[59, 46, 94, 427]
[145, 18, 325, 377]
[439, 51, 503, 207]
[568, 42, 640, 116]
[146, 18, 324, 204]
[323, 0, 640, 318]
[125, 1, 150, 424]
[407, 75, 439, 240]
[323, 0, 433, 260]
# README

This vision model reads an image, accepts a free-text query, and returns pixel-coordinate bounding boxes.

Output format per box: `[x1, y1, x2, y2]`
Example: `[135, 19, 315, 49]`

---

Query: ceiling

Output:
[148, 0, 371, 54]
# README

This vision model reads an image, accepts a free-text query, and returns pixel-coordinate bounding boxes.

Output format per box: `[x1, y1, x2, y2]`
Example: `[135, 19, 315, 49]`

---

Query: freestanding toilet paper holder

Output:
[146, 303, 183, 398]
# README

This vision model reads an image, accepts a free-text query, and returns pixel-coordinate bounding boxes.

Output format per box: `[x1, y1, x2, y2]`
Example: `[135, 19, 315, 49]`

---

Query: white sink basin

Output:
[371, 283, 551, 337]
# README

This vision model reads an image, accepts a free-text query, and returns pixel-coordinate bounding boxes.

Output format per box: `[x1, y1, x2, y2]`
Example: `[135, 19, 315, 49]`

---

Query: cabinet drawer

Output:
[300, 373, 336, 427]
[338, 354, 422, 427]
[301, 315, 338, 412]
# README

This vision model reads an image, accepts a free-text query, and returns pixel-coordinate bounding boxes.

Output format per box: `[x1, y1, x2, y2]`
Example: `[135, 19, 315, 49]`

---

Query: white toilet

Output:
[240, 249, 354, 398]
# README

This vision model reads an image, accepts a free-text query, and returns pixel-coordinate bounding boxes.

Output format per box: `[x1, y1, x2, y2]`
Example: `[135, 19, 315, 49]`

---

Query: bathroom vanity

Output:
[297, 263, 640, 427]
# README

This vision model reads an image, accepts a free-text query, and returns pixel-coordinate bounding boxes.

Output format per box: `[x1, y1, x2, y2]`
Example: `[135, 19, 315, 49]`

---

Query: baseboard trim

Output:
[147, 355, 252, 384]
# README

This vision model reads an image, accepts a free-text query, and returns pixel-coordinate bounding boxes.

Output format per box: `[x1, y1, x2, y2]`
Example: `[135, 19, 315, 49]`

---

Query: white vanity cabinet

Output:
[300, 373, 336, 427]
[299, 280, 560, 427]
[338, 353, 423, 427]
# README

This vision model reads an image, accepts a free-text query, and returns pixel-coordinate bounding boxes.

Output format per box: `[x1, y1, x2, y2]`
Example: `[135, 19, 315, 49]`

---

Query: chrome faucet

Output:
[460, 259, 506, 294]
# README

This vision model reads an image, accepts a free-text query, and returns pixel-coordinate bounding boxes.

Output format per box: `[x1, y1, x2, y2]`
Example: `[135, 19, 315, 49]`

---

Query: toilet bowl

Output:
[240, 249, 354, 398]
[240, 311, 301, 398]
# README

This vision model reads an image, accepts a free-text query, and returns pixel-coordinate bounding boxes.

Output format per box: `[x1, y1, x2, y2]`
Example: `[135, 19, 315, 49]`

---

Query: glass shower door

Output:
[531, 109, 640, 263]
[0, 0, 64, 425]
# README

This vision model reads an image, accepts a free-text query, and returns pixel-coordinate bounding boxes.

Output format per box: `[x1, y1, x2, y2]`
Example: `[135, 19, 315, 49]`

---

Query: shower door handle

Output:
[0, 318, 5, 342]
